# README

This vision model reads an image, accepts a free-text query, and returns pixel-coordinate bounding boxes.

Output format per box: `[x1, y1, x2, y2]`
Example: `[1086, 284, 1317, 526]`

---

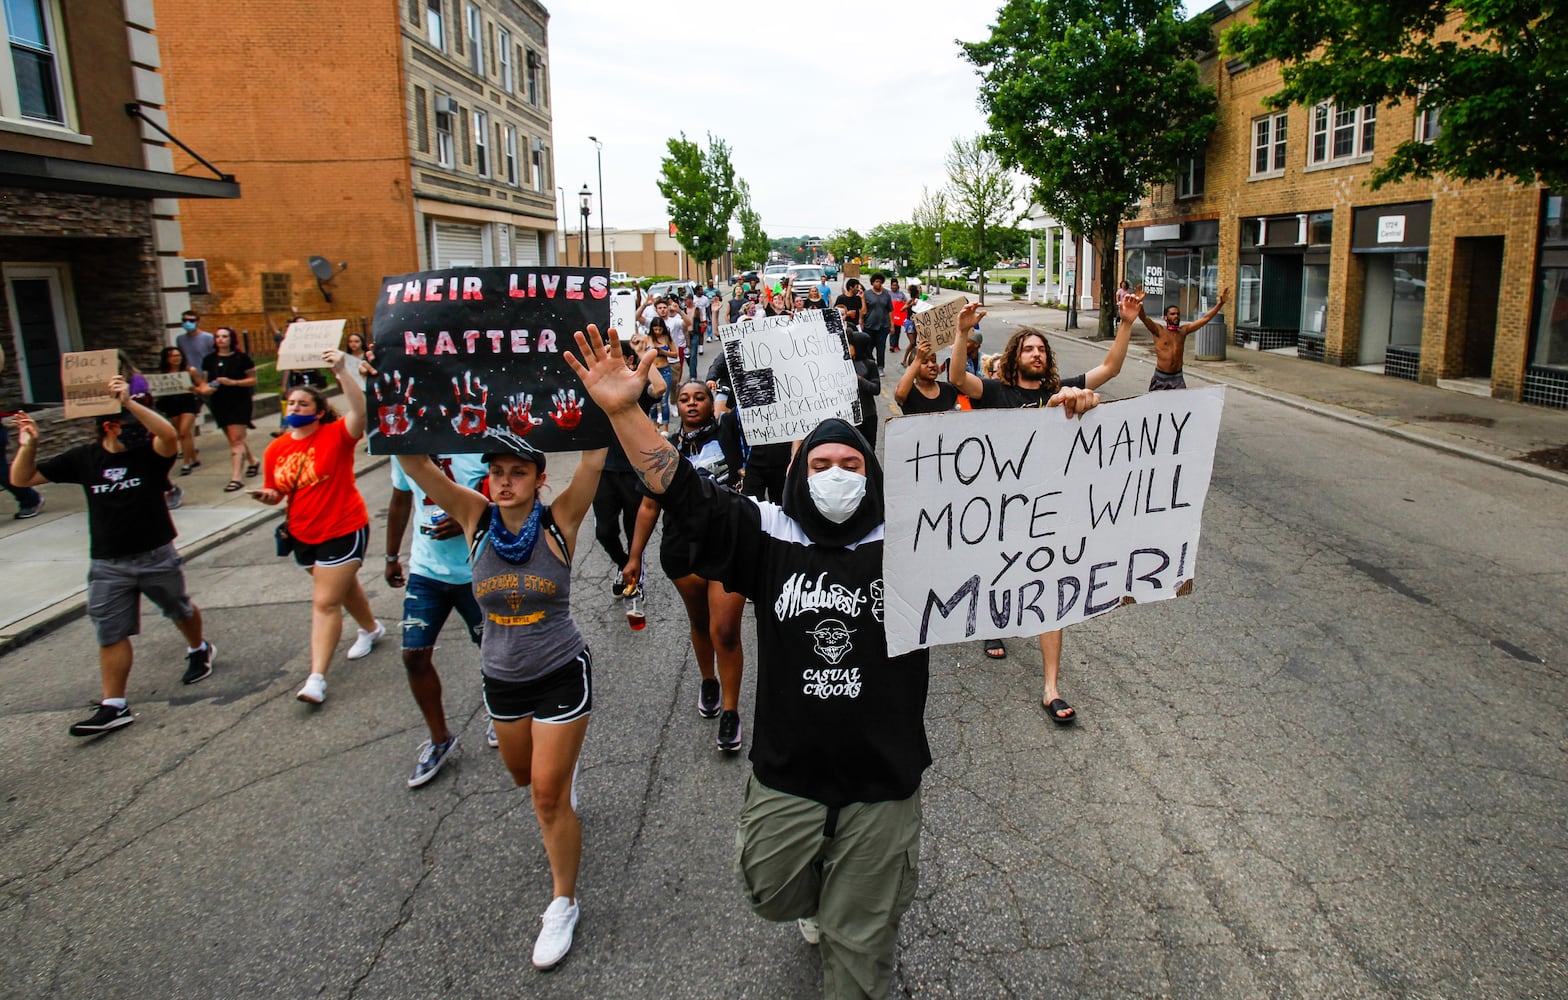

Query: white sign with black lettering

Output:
[717, 309, 858, 445]
[881, 389, 1225, 655]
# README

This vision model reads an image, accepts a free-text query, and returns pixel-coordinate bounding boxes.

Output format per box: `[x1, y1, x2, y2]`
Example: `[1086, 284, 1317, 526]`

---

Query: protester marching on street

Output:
[252, 349, 383, 706]
[195, 327, 259, 492]
[1138, 288, 1230, 391]
[862, 272, 894, 373]
[154, 345, 204, 476]
[592, 341, 668, 598]
[9, 375, 216, 736]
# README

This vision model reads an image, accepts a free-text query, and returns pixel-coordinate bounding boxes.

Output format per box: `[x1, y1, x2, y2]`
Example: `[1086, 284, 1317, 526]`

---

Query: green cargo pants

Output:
[735, 773, 921, 1000]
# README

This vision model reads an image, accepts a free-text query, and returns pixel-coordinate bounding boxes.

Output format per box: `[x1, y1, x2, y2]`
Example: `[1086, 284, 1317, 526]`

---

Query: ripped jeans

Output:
[401, 573, 484, 650]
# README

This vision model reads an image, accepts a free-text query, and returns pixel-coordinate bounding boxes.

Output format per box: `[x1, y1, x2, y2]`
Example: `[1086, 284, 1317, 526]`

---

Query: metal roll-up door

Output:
[432, 221, 487, 268]
[512, 229, 541, 266]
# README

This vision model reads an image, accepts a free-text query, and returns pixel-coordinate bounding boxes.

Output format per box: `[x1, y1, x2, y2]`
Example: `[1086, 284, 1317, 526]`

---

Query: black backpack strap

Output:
[542, 505, 571, 563]
[468, 505, 492, 563]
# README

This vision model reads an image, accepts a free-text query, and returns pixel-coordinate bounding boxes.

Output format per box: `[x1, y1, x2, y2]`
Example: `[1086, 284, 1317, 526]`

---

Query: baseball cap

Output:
[481, 439, 547, 472]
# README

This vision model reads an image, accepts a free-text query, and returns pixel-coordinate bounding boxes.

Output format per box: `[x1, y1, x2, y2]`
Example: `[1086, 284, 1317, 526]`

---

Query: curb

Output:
[0, 453, 392, 656]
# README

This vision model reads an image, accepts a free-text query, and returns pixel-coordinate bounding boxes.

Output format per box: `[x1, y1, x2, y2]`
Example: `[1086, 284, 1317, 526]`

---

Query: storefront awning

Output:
[0, 151, 239, 200]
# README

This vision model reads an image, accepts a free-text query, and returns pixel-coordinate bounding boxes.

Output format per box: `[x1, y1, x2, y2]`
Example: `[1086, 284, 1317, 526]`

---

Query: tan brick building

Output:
[158, 0, 558, 351]
[563, 228, 730, 284]
[1121, 2, 1566, 409]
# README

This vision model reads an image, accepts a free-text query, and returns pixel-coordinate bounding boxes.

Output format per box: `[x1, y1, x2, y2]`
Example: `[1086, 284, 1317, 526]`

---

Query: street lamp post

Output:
[588, 136, 606, 269]
[578, 185, 591, 267]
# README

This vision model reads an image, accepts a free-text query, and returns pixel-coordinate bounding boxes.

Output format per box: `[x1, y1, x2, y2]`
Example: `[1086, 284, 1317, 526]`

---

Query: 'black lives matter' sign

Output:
[368, 267, 613, 455]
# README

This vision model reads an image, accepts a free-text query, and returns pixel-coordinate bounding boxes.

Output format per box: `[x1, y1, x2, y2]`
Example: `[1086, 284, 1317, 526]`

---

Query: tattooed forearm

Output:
[637, 442, 681, 494]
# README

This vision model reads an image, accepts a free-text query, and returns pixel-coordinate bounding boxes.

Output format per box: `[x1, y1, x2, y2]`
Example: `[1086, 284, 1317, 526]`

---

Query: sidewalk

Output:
[931, 287, 1568, 485]
[0, 405, 388, 652]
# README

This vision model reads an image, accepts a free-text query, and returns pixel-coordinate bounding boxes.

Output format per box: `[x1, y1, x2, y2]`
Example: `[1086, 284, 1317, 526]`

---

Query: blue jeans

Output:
[0, 423, 41, 511]
[401, 574, 483, 650]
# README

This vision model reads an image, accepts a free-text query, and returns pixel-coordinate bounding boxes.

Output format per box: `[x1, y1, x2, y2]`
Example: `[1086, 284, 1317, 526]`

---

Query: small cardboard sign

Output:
[261, 272, 293, 312]
[913, 295, 969, 355]
[61, 350, 121, 418]
[717, 309, 858, 446]
[276, 319, 347, 371]
[144, 371, 194, 396]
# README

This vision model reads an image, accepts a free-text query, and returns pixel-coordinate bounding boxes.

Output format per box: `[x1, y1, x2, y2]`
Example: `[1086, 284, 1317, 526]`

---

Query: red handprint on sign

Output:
[548, 388, 584, 430]
[445, 372, 489, 436]
[502, 392, 544, 437]
[375, 372, 420, 437]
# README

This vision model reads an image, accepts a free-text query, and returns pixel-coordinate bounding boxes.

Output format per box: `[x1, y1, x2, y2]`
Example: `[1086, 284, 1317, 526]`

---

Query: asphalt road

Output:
[2, 331, 1564, 998]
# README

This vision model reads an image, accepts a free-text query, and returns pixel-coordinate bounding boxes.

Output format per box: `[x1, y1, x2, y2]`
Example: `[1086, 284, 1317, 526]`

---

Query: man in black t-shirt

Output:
[946, 291, 1144, 722]
[833, 278, 864, 332]
[10, 377, 215, 737]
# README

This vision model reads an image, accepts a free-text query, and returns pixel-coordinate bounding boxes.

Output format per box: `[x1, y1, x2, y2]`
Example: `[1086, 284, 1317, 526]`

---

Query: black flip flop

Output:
[984, 639, 1007, 659]
[1043, 698, 1076, 725]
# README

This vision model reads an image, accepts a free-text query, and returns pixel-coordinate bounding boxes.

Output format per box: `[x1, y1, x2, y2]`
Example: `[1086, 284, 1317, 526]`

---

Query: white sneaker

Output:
[297, 672, 327, 704]
[532, 896, 579, 969]
[486, 719, 499, 748]
[346, 622, 385, 660]
[797, 916, 820, 945]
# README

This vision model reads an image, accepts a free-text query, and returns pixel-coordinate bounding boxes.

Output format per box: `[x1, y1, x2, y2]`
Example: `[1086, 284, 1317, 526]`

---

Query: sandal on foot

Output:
[1043, 698, 1076, 725]
[245, 462, 260, 478]
[223, 480, 244, 492]
[983, 639, 1007, 659]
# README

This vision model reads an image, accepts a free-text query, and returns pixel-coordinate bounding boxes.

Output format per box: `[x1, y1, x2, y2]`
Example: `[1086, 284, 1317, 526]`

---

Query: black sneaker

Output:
[697, 678, 721, 719]
[69, 702, 133, 737]
[716, 710, 742, 752]
[182, 642, 215, 685]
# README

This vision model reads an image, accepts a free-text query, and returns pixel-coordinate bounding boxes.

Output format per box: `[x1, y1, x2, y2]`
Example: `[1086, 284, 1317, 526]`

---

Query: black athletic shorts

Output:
[291, 525, 369, 568]
[483, 647, 593, 724]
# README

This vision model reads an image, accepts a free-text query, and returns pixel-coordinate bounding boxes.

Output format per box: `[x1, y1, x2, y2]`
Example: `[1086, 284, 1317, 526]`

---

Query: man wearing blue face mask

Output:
[9, 376, 217, 737]
[569, 325, 1101, 1000]
[175, 310, 216, 375]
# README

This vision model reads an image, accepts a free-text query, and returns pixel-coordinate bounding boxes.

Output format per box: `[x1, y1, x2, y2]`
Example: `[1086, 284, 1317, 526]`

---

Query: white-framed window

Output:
[465, 4, 483, 76]
[184, 259, 209, 294]
[503, 124, 518, 185]
[435, 97, 454, 168]
[473, 109, 489, 177]
[497, 28, 513, 92]
[531, 141, 544, 190]
[1416, 105, 1441, 143]
[1174, 155, 1205, 198]
[1310, 102, 1375, 165]
[426, 0, 444, 49]
[0, 0, 73, 128]
[1251, 111, 1288, 175]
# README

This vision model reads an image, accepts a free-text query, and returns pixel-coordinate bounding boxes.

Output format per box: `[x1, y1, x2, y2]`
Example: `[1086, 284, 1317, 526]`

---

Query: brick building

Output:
[1121, 2, 1563, 408]
[563, 227, 729, 283]
[1, 0, 236, 423]
[157, 0, 559, 349]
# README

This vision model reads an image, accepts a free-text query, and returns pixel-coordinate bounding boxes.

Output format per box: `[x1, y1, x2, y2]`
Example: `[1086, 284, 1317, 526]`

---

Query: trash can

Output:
[1195, 313, 1227, 361]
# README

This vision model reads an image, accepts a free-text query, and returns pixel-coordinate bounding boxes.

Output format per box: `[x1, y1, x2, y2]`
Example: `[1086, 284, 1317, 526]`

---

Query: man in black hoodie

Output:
[568, 325, 1100, 999]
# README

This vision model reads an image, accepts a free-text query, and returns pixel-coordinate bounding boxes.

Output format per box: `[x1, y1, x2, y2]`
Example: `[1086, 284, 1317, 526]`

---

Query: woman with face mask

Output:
[568, 325, 1103, 1000]
[194, 327, 259, 491]
[251, 350, 382, 706]
[620, 379, 748, 752]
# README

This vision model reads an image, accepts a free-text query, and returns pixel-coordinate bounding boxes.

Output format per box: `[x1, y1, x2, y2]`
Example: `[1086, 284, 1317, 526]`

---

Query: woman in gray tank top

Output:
[395, 438, 606, 971]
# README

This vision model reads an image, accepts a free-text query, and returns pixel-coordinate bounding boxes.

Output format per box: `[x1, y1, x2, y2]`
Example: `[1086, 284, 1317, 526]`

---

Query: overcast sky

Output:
[549, 1, 1009, 240]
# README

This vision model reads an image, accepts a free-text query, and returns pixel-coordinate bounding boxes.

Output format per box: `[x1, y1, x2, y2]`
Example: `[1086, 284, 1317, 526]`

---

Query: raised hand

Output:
[108, 375, 129, 403]
[374, 371, 419, 437]
[1046, 385, 1102, 419]
[444, 372, 489, 436]
[547, 388, 583, 430]
[1118, 284, 1147, 323]
[564, 324, 656, 417]
[958, 302, 986, 337]
[501, 392, 543, 437]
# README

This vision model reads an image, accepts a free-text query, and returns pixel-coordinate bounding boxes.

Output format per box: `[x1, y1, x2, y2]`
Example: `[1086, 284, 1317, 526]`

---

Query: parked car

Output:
[609, 271, 632, 284]
[787, 264, 825, 289]
[822, 261, 840, 279]
[730, 269, 759, 287]
[646, 280, 698, 302]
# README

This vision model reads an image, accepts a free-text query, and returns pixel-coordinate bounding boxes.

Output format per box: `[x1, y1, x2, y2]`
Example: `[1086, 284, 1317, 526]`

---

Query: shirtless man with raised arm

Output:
[1138, 288, 1229, 390]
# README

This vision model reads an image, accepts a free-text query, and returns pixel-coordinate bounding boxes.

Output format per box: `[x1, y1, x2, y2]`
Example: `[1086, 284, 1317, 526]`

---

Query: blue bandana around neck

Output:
[487, 501, 543, 565]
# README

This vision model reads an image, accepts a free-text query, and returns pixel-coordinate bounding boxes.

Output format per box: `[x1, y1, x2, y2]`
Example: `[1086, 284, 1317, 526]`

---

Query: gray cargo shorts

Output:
[87, 542, 195, 646]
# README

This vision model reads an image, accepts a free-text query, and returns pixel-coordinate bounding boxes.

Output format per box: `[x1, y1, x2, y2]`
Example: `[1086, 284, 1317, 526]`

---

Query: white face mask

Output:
[807, 465, 867, 524]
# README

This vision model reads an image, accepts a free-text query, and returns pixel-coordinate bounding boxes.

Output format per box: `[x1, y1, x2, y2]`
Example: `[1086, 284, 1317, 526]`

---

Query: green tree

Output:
[732, 179, 770, 269]
[824, 227, 865, 263]
[1224, 1, 1568, 191]
[943, 135, 1021, 305]
[911, 186, 949, 281]
[656, 132, 741, 284]
[865, 222, 917, 275]
[963, 0, 1218, 334]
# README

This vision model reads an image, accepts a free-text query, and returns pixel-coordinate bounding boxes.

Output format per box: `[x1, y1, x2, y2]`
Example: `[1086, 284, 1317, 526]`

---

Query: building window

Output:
[184, 259, 209, 295]
[426, 0, 444, 49]
[473, 110, 489, 177]
[1174, 155, 1204, 199]
[465, 4, 483, 76]
[435, 97, 454, 168]
[1311, 102, 1375, 165]
[1416, 105, 1441, 143]
[503, 124, 518, 185]
[1252, 111, 1287, 175]
[531, 142, 544, 190]
[413, 86, 429, 152]
[1, 0, 68, 125]
[1307, 210, 1333, 246]
[526, 48, 539, 105]
[497, 28, 513, 91]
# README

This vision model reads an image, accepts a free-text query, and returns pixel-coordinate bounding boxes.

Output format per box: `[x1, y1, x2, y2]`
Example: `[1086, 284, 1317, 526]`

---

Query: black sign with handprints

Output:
[367, 267, 614, 455]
